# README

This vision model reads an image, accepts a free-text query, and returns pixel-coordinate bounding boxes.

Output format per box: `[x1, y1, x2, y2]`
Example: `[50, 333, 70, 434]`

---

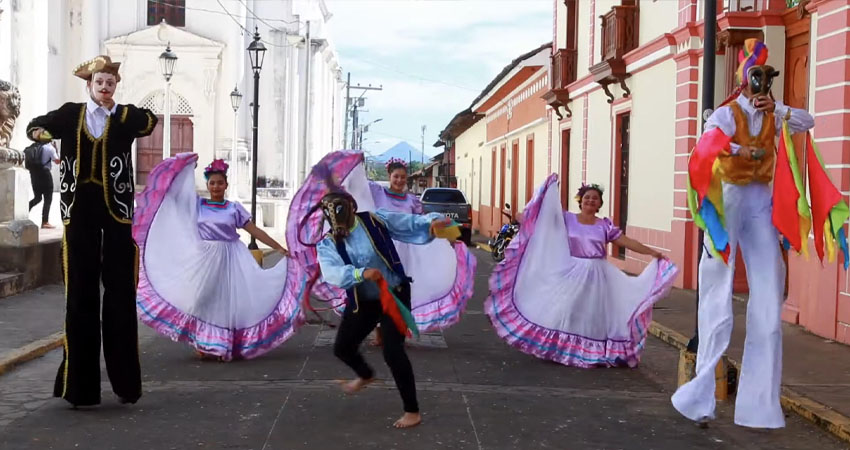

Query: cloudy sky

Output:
[326, 0, 552, 158]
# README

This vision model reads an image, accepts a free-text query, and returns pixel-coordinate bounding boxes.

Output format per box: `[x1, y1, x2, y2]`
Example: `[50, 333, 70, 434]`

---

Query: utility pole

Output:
[421, 125, 426, 168]
[345, 82, 383, 150]
[688, 0, 717, 354]
[343, 72, 351, 149]
[352, 101, 359, 150]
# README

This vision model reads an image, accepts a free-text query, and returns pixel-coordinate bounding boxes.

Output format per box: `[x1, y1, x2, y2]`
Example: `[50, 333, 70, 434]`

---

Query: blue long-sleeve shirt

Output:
[317, 209, 443, 300]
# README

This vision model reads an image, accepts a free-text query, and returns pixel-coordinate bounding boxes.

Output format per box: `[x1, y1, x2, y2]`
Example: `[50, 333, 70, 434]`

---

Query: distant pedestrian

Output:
[25, 140, 59, 228]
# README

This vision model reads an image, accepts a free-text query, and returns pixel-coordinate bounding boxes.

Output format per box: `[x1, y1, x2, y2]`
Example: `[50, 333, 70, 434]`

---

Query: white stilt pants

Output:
[671, 182, 786, 428]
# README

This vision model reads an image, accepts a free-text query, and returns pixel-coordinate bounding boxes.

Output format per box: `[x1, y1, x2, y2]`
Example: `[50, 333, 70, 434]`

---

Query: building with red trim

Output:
[543, 0, 849, 344]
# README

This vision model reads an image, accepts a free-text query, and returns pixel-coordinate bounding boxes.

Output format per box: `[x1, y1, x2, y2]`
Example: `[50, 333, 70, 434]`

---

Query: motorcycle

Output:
[488, 203, 520, 262]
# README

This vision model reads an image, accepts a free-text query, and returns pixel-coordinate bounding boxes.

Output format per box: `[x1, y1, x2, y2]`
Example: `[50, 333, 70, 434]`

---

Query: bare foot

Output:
[393, 412, 421, 428]
[196, 350, 222, 361]
[370, 328, 384, 347]
[41, 223, 55, 229]
[338, 377, 374, 394]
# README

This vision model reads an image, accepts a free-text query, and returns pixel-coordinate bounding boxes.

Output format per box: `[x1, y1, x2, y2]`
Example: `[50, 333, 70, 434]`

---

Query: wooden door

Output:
[525, 136, 534, 204]
[510, 140, 519, 222]
[490, 148, 497, 235]
[135, 115, 194, 186]
[614, 113, 630, 259]
[560, 129, 570, 209]
[499, 144, 506, 224]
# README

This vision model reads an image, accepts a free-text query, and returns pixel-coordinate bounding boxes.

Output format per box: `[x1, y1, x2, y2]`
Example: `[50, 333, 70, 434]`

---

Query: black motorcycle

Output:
[488, 203, 520, 262]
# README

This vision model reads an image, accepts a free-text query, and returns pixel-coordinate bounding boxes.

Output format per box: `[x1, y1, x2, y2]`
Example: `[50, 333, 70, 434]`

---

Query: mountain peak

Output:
[374, 141, 429, 163]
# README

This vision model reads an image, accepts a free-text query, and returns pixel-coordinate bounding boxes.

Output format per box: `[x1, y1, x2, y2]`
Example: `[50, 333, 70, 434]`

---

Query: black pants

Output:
[53, 183, 142, 406]
[333, 283, 419, 413]
[28, 169, 53, 224]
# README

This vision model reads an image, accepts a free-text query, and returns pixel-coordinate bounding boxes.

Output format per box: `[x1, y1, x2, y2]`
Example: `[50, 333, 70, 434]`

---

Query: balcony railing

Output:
[725, 0, 759, 12]
[600, 5, 638, 62]
[551, 49, 578, 90]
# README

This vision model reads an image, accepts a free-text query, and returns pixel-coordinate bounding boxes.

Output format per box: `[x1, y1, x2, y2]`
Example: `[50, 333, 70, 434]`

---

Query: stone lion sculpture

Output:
[0, 80, 21, 149]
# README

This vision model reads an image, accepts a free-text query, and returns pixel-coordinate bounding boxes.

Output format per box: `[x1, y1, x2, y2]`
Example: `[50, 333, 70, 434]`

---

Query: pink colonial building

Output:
[541, 0, 850, 344]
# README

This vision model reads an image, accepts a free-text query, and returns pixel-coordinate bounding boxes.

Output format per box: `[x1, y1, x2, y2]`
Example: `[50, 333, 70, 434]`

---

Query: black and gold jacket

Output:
[27, 102, 157, 225]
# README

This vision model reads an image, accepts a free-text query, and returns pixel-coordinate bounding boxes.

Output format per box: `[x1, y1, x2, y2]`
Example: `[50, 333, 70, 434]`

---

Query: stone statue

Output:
[0, 79, 21, 149]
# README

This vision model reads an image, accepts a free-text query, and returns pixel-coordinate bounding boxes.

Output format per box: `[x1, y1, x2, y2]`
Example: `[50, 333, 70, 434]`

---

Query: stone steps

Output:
[0, 272, 24, 299]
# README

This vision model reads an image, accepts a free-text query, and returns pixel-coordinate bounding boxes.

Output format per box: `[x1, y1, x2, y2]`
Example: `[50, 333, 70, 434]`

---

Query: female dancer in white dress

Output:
[286, 151, 476, 339]
[134, 154, 306, 361]
[486, 174, 678, 367]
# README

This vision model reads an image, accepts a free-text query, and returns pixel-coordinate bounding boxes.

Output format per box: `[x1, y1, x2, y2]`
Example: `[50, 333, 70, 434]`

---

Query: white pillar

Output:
[163, 81, 171, 159]
[230, 108, 239, 200]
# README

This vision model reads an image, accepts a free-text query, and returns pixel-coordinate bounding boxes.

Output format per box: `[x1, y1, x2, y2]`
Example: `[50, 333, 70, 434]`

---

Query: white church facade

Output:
[0, 0, 345, 228]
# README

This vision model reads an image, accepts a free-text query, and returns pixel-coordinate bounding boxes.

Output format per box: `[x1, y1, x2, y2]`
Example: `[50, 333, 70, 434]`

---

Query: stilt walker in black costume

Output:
[27, 55, 157, 407]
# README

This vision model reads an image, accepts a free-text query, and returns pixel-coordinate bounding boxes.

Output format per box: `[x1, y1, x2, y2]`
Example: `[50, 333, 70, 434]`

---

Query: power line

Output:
[213, 0, 297, 48]
[149, 0, 302, 26]
[237, 0, 300, 30]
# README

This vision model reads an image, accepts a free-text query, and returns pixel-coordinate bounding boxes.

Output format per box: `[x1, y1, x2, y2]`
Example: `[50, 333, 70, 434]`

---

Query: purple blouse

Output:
[197, 199, 252, 241]
[368, 181, 423, 214]
[563, 212, 622, 259]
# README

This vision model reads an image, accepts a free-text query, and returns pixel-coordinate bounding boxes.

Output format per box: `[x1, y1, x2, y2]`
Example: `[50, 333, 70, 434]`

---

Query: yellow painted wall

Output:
[585, 90, 614, 217]
[626, 60, 676, 232]
[454, 118, 487, 207]
[556, 0, 567, 50]
[638, 0, 679, 47]
[576, 1, 592, 79]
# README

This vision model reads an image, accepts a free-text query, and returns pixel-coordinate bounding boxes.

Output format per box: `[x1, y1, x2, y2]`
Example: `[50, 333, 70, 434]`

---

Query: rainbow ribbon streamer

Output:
[806, 133, 850, 269]
[687, 128, 732, 262]
[772, 121, 811, 257]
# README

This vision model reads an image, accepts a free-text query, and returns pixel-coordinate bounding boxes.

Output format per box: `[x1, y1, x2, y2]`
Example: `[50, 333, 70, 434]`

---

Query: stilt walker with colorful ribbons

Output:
[672, 39, 847, 429]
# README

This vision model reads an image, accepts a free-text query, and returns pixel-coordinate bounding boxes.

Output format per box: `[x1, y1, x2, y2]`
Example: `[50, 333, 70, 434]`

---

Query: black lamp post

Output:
[229, 86, 242, 200]
[246, 28, 266, 250]
[688, 0, 718, 353]
[158, 43, 178, 158]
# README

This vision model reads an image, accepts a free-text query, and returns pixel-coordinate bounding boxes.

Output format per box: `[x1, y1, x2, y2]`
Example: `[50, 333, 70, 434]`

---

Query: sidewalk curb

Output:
[0, 331, 64, 376]
[648, 321, 850, 443]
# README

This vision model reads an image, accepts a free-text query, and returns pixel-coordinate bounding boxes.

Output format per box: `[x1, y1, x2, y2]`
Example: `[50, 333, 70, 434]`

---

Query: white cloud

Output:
[325, 0, 552, 152]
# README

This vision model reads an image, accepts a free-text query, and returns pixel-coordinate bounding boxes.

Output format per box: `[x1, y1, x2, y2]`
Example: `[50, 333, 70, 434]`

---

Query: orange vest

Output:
[717, 102, 776, 184]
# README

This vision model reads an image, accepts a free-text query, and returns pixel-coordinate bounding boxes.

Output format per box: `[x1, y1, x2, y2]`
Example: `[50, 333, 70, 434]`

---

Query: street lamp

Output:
[246, 28, 266, 251]
[229, 85, 242, 200]
[359, 118, 382, 150]
[159, 43, 177, 158]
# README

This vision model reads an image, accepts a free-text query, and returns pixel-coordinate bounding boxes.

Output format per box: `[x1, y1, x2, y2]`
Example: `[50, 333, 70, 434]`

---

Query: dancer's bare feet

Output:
[338, 377, 374, 394]
[370, 327, 384, 347]
[393, 412, 421, 428]
[196, 350, 222, 361]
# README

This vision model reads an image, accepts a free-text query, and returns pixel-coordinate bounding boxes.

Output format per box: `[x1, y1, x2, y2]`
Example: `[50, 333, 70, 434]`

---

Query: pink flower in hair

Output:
[385, 157, 408, 171]
[204, 159, 229, 179]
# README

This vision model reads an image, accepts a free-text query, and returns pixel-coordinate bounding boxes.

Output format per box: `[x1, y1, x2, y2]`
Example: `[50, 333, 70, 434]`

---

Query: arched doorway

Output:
[135, 89, 195, 186]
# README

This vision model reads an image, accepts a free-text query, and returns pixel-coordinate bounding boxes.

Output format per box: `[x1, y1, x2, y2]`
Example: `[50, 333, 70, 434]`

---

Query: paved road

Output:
[0, 249, 845, 449]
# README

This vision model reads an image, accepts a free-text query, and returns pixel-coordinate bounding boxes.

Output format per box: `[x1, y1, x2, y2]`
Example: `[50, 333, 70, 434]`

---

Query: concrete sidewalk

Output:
[650, 288, 850, 441]
[472, 232, 850, 442]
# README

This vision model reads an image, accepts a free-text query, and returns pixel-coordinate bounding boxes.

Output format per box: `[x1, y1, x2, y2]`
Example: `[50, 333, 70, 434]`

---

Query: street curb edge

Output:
[0, 331, 64, 376]
[648, 321, 850, 443]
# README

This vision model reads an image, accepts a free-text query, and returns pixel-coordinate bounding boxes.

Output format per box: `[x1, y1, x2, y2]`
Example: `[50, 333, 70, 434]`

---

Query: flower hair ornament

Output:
[385, 157, 408, 171]
[204, 159, 229, 179]
[575, 183, 604, 203]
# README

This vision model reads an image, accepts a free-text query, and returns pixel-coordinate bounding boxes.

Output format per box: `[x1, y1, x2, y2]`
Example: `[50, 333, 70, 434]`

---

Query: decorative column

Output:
[670, 49, 701, 289]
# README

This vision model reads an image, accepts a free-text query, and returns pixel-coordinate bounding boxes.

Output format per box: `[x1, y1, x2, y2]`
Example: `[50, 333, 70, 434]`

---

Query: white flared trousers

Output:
[672, 182, 786, 428]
